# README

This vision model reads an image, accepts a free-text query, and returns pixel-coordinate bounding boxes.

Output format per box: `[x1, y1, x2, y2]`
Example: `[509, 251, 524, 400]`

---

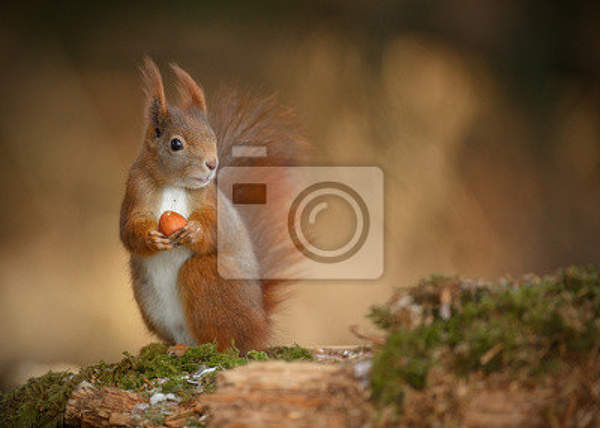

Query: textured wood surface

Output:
[64, 357, 371, 427]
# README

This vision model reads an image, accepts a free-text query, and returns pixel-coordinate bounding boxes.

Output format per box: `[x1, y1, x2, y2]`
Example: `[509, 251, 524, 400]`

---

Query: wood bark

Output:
[64, 360, 371, 427]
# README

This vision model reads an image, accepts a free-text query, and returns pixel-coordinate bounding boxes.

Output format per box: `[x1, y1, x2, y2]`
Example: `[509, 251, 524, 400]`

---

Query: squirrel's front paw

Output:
[146, 230, 173, 251]
[173, 221, 202, 248]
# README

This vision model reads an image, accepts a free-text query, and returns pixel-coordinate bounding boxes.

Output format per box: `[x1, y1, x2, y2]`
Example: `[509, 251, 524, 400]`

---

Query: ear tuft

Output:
[170, 63, 207, 114]
[140, 56, 167, 126]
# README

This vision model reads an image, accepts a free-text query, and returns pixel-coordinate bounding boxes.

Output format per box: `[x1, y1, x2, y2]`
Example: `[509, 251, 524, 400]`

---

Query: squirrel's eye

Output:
[170, 138, 184, 151]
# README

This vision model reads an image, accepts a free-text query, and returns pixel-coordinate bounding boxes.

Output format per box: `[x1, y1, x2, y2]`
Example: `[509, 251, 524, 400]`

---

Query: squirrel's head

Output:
[139, 57, 218, 190]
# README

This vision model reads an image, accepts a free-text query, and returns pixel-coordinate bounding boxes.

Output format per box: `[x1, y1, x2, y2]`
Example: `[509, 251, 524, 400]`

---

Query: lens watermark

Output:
[217, 167, 383, 280]
[288, 181, 371, 264]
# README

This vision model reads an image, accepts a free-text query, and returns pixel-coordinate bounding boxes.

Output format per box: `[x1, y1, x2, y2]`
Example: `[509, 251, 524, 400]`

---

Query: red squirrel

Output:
[120, 57, 308, 352]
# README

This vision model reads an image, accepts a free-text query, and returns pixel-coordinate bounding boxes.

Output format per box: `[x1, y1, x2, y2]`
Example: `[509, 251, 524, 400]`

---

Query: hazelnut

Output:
[158, 211, 188, 236]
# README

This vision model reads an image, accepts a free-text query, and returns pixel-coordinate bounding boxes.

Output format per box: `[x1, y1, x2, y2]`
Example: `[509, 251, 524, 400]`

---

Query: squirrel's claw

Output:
[147, 230, 173, 251]
[168, 228, 186, 246]
[175, 221, 202, 248]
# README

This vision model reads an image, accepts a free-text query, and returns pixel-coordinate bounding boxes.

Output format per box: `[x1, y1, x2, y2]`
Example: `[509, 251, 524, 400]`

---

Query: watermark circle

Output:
[288, 181, 370, 263]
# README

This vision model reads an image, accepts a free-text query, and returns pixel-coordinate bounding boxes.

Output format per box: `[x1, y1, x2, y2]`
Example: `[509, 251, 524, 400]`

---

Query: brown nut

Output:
[158, 211, 188, 236]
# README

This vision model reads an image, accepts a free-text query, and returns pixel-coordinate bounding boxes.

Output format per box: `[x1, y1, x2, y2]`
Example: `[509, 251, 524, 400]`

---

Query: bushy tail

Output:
[209, 87, 311, 314]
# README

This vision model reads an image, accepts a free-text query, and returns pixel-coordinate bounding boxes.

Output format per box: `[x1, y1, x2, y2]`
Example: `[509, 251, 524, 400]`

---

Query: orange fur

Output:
[179, 255, 268, 352]
[209, 87, 311, 317]
[120, 58, 309, 352]
[140, 56, 167, 119]
[170, 63, 208, 113]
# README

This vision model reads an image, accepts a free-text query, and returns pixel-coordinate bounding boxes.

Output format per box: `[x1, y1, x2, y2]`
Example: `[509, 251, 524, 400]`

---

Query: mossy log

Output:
[369, 266, 600, 427]
[64, 361, 371, 427]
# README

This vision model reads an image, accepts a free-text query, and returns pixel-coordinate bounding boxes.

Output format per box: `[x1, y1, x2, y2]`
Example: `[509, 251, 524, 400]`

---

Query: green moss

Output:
[0, 342, 313, 427]
[0, 371, 81, 427]
[370, 265, 600, 413]
[265, 344, 314, 361]
[367, 305, 393, 330]
[246, 350, 270, 361]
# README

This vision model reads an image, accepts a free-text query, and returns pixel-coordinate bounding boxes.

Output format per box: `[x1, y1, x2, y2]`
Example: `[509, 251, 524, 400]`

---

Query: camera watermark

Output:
[217, 166, 383, 280]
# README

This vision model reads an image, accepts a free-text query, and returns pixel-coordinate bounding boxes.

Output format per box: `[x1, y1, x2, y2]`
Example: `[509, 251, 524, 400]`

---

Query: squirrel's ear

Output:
[170, 63, 207, 114]
[140, 56, 167, 127]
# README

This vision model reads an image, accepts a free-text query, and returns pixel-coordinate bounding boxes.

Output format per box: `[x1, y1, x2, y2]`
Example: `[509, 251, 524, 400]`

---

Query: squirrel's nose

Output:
[205, 158, 217, 171]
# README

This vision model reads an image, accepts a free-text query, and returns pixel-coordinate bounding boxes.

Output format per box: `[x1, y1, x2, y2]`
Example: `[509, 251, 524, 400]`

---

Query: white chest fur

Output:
[139, 187, 195, 345]
[158, 187, 191, 219]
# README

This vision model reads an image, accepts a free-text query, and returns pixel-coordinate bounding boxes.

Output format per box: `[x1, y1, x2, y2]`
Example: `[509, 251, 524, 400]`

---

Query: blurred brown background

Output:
[0, 1, 598, 387]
